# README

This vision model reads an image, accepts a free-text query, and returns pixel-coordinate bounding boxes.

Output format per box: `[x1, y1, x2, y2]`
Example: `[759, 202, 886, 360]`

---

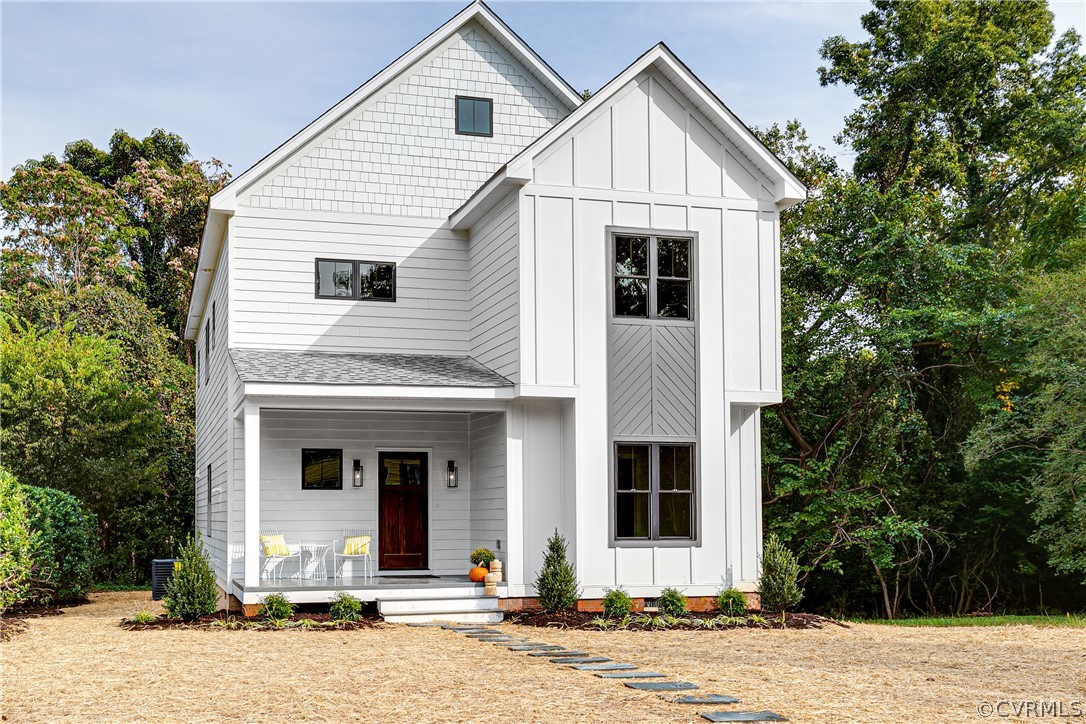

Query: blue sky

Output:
[3, 1, 1084, 178]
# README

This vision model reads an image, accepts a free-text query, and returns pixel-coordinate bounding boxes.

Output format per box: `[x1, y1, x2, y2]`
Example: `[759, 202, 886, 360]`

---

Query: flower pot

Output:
[469, 566, 489, 583]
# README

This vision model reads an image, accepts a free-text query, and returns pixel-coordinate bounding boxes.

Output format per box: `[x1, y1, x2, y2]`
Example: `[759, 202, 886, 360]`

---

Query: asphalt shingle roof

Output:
[230, 349, 513, 388]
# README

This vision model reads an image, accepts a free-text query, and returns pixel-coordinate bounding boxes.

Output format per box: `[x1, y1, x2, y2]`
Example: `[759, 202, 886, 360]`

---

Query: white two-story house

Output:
[187, 1, 805, 620]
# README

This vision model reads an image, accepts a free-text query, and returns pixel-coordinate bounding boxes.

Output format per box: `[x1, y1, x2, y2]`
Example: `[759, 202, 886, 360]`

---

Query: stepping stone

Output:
[406, 623, 445, 627]
[700, 713, 787, 723]
[443, 625, 487, 630]
[676, 695, 741, 705]
[465, 632, 506, 638]
[551, 657, 611, 664]
[529, 650, 588, 657]
[572, 663, 638, 671]
[624, 681, 699, 691]
[595, 671, 668, 679]
[508, 643, 553, 650]
[459, 629, 501, 635]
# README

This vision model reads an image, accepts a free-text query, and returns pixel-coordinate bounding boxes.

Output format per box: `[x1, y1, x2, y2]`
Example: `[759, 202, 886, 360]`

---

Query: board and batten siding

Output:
[237, 22, 567, 219]
[518, 66, 780, 593]
[194, 234, 231, 585]
[468, 411, 507, 557]
[229, 208, 471, 354]
[468, 192, 519, 381]
[257, 410, 473, 575]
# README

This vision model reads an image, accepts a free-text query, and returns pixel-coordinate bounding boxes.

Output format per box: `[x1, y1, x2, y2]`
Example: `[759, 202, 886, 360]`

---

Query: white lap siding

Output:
[468, 411, 507, 559]
[468, 192, 520, 381]
[230, 209, 471, 355]
[258, 410, 472, 575]
[194, 235, 231, 585]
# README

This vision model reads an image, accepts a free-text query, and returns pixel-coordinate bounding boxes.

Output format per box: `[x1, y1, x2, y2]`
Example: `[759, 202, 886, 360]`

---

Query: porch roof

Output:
[230, 348, 513, 388]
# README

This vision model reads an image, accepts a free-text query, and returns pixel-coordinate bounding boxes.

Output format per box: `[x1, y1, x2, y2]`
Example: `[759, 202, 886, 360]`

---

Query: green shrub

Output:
[602, 587, 633, 618]
[22, 485, 96, 604]
[259, 592, 295, 621]
[469, 548, 496, 567]
[716, 587, 749, 616]
[534, 529, 580, 612]
[758, 533, 804, 613]
[0, 468, 35, 611]
[657, 587, 688, 616]
[162, 534, 218, 621]
[329, 591, 362, 621]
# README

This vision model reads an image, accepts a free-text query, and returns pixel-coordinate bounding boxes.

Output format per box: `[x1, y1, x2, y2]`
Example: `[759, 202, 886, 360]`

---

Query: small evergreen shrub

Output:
[534, 529, 580, 612]
[22, 484, 96, 604]
[601, 587, 633, 618]
[329, 591, 362, 621]
[657, 587, 688, 616]
[0, 469, 35, 611]
[259, 592, 295, 621]
[716, 587, 749, 616]
[758, 533, 804, 613]
[162, 534, 219, 621]
[469, 548, 496, 567]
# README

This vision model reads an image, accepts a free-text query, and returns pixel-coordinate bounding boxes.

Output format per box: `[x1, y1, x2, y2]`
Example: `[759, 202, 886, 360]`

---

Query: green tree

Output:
[534, 529, 580, 612]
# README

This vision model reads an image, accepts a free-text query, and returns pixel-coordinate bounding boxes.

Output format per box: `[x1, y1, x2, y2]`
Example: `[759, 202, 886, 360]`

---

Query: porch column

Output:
[505, 402, 525, 590]
[243, 404, 261, 588]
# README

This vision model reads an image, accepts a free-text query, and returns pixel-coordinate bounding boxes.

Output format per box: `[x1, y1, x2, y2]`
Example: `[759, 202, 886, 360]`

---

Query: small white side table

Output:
[298, 543, 330, 580]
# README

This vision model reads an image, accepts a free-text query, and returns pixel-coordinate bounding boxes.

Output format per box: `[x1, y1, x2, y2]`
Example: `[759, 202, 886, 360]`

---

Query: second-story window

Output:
[315, 259, 396, 302]
[455, 96, 493, 137]
[613, 233, 693, 320]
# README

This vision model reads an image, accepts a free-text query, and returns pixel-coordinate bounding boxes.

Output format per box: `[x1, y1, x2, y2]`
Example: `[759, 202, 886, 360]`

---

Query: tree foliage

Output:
[0, 468, 36, 611]
[534, 529, 581, 612]
[162, 535, 219, 621]
[760, 0, 1086, 616]
[22, 485, 97, 604]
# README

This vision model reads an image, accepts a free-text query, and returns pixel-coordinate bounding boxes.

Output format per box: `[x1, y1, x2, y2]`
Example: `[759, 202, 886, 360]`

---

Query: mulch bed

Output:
[1, 604, 67, 642]
[507, 609, 846, 630]
[122, 611, 383, 631]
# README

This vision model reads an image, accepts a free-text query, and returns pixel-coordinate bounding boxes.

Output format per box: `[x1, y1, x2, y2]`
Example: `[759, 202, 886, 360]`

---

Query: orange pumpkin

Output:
[469, 566, 489, 583]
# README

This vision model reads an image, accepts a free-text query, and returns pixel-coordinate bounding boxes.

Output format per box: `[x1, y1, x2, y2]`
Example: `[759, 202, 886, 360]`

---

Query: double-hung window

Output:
[615, 443, 695, 540]
[613, 234, 692, 320]
[315, 259, 396, 301]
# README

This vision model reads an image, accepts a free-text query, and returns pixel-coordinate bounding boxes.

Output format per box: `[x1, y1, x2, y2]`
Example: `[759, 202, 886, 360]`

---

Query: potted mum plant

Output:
[469, 548, 495, 582]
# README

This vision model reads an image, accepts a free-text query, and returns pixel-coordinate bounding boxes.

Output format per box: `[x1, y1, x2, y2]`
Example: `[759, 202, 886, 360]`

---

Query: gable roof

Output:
[450, 42, 807, 230]
[185, 1, 582, 340]
[231, 349, 513, 388]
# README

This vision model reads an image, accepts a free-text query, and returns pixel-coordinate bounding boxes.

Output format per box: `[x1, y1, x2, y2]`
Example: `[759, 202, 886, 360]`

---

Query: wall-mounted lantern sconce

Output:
[447, 459, 458, 488]
[353, 459, 363, 487]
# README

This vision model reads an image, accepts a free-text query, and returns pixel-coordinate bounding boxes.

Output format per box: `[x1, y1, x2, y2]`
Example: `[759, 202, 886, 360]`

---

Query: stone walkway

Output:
[422, 623, 788, 722]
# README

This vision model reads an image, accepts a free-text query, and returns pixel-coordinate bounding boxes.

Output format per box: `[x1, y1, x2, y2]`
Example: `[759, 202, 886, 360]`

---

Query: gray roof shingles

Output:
[230, 349, 513, 388]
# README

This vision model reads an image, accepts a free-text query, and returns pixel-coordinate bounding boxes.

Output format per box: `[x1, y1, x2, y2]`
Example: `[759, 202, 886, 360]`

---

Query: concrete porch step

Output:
[377, 594, 504, 624]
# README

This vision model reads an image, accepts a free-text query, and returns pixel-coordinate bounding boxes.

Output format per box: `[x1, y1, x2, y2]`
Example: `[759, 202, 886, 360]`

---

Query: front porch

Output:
[231, 574, 507, 605]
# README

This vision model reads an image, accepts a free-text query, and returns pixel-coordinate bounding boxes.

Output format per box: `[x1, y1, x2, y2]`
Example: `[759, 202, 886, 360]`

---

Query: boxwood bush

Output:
[657, 587, 689, 616]
[602, 587, 633, 618]
[716, 587, 749, 616]
[22, 484, 96, 604]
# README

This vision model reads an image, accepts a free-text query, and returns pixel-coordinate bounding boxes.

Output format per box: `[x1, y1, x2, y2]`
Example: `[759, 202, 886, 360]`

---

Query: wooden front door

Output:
[378, 452, 428, 570]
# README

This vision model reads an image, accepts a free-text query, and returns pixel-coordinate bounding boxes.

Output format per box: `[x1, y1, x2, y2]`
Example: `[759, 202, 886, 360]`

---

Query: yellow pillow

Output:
[260, 534, 290, 557]
[343, 535, 371, 556]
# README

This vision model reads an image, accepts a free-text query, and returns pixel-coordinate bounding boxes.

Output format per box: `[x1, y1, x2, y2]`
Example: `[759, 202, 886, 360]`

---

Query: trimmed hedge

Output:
[23, 485, 97, 604]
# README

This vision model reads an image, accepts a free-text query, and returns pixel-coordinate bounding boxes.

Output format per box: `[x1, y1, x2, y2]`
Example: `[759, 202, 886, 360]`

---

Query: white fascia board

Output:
[206, 1, 580, 209]
[184, 208, 231, 340]
[242, 381, 517, 400]
[725, 389, 783, 406]
[448, 166, 531, 230]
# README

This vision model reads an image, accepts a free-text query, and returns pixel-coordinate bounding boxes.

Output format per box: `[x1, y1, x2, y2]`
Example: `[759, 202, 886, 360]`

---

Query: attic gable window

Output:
[455, 96, 493, 137]
[315, 259, 396, 302]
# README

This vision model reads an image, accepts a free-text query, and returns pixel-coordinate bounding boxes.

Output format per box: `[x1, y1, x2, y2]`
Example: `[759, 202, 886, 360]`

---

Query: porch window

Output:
[302, 448, 343, 490]
[315, 259, 396, 302]
[615, 443, 695, 540]
[455, 96, 493, 137]
[613, 233, 692, 320]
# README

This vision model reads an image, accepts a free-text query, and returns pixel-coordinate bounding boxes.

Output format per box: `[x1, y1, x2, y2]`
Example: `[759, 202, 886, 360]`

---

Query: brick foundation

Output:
[499, 592, 759, 613]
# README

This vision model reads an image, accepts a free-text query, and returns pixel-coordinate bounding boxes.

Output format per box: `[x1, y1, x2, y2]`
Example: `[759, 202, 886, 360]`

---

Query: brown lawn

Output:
[2, 592, 1083, 723]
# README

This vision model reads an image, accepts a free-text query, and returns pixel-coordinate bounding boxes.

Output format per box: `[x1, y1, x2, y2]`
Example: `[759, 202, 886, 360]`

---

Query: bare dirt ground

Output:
[2, 592, 1083, 723]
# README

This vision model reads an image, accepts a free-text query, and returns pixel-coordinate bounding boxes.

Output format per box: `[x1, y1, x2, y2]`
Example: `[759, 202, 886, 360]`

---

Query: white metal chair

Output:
[259, 525, 302, 580]
[333, 525, 375, 581]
